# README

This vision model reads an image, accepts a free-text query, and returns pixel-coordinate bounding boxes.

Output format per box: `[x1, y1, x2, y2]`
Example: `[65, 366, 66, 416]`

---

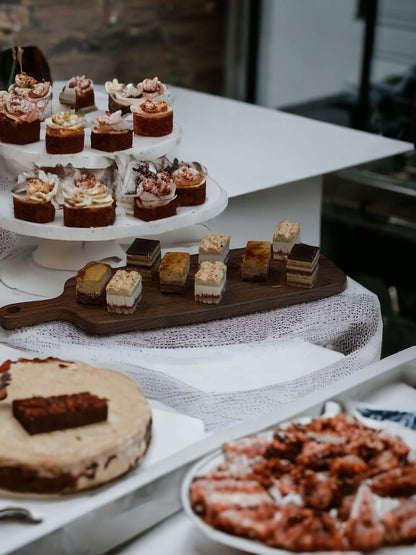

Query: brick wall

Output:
[0, 1, 226, 94]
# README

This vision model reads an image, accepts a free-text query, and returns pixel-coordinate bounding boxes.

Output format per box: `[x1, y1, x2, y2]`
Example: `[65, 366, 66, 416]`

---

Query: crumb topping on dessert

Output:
[107, 269, 141, 291]
[135, 99, 169, 114]
[200, 232, 230, 253]
[273, 220, 300, 241]
[196, 261, 227, 283]
[173, 165, 203, 186]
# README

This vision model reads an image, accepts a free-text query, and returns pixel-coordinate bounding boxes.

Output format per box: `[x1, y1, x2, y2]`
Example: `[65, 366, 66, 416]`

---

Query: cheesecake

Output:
[272, 220, 300, 260]
[106, 269, 142, 314]
[194, 261, 227, 304]
[198, 232, 230, 264]
[159, 252, 190, 294]
[76, 261, 112, 305]
[0, 357, 152, 493]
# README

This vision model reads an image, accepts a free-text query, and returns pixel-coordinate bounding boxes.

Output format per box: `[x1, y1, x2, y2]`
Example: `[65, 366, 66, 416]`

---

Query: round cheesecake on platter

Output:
[0, 357, 152, 494]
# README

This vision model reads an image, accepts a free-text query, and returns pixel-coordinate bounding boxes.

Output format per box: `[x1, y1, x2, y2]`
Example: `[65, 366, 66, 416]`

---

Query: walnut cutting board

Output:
[0, 249, 346, 335]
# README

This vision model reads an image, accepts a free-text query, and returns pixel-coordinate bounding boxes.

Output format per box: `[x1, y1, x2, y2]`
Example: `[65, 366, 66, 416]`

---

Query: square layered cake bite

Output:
[126, 237, 161, 282]
[241, 241, 271, 281]
[159, 252, 190, 294]
[106, 269, 142, 314]
[76, 261, 112, 305]
[194, 261, 227, 304]
[286, 243, 320, 288]
[198, 232, 230, 264]
[272, 220, 300, 260]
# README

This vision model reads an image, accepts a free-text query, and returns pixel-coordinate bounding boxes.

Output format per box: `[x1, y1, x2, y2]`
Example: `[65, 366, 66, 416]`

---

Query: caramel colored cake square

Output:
[272, 220, 300, 260]
[76, 261, 112, 305]
[159, 252, 190, 294]
[126, 238, 161, 282]
[241, 241, 271, 281]
[286, 243, 320, 289]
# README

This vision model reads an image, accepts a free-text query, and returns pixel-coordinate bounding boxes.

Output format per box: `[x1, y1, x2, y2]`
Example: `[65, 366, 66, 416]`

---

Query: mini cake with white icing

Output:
[106, 269, 142, 314]
[272, 220, 300, 260]
[198, 232, 230, 264]
[194, 261, 227, 304]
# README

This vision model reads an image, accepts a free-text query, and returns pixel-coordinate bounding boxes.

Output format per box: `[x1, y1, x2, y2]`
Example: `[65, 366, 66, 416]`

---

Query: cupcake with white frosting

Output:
[62, 172, 116, 228]
[12, 169, 60, 223]
[45, 111, 88, 154]
[91, 110, 132, 152]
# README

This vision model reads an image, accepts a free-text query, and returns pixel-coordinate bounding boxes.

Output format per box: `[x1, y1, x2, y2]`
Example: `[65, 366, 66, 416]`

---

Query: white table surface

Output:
[0, 84, 400, 555]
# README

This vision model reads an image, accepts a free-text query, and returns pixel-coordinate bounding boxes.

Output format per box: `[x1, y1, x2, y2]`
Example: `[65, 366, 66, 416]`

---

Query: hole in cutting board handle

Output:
[6, 306, 21, 313]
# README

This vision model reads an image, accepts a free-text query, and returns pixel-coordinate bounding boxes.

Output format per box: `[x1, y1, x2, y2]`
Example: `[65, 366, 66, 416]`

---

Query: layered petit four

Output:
[198, 231, 230, 264]
[0, 91, 41, 144]
[106, 269, 142, 314]
[12, 169, 59, 223]
[0, 357, 152, 493]
[126, 238, 161, 282]
[272, 220, 300, 260]
[130, 99, 173, 137]
[76, 261, 112, 304]
[105, 77, 169, 114]
[45, 111, 87, 154]
[59, 75, 95, 112]
[171, 161, 207, 206]
[194, 261, 227, 304]
[62, 173, 116, 228]
[91, 110, 132, 152]
[8, 71, 52, 120]
[13, 392, 108, 435]
[286, 243, 320, 288]
[241, 241, 271, 281]
[133, 170, 176, 221]
[159, 252, 190, 294]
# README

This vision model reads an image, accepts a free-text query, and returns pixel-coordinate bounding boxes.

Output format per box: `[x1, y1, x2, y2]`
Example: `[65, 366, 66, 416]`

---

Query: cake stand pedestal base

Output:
[1, 240, 126, 297]
[32, 239, 126, 270]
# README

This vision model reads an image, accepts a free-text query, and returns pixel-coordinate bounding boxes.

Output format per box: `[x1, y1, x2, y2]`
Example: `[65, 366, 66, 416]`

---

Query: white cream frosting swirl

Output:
[94, 110, 131, 132]
[63, 174, 113, 208]
[0, 93, 40, 122]
[13, 169, 59, 204]
[136, 171, 176, 207]
[46, 111, 88, 129]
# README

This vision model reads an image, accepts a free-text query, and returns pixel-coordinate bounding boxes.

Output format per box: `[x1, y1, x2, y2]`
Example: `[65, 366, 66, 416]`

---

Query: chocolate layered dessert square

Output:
[13, 392, 108, 435]
[126, 238, 161, 282]
[76, 261, 112, 305]
[272, 220, 300, 260]
[195, 261, 227, 304]
[241, 241, 271, 281]
[159, 252, 190, 294]
[286, 243, 320, 288]
[106, 269, 142, 314]
[198, 232, 230, 264]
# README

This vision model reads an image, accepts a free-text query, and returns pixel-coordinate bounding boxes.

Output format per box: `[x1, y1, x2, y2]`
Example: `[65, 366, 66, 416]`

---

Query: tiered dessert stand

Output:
[0, 90, 228, 296]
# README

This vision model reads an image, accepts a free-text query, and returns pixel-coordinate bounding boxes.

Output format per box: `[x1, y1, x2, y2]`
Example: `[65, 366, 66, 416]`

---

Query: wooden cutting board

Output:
[0, 249, 346, 334]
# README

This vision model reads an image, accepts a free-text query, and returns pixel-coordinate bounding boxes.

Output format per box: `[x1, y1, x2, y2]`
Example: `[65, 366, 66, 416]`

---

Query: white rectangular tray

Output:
[3, 345, 416, 554]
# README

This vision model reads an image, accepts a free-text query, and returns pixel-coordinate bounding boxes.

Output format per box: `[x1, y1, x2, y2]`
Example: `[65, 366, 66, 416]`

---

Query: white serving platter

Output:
[181, 346, 416, 555]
